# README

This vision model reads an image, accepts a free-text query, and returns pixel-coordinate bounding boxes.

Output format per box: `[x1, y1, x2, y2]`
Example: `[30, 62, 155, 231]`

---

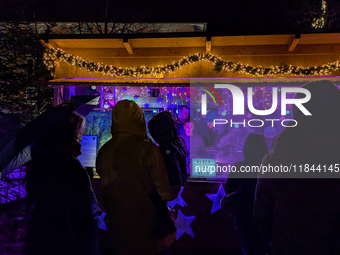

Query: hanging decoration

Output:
[205, 184, 226, 214]
[44, 47, 340, 78]
[175, 209, 196, 240]
[168, 186, 187, 208]
[98, 213, 107, 231]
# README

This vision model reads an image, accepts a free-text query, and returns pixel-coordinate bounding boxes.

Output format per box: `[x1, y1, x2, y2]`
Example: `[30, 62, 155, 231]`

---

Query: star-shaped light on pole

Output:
[175, 209, 196, 240]
[205, 184, 226, 214]
[168, 186, 187, 208]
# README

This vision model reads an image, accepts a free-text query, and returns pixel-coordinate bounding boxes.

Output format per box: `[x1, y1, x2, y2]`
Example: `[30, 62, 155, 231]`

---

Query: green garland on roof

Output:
[44, 47, 340, 77]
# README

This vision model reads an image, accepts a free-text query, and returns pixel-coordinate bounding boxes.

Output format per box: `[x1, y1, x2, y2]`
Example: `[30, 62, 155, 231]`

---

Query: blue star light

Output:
[205, 184, 226, 214]
[175, 209, 196, 240]
[98, 213, 107, 231]
[168, 186, 187, 208]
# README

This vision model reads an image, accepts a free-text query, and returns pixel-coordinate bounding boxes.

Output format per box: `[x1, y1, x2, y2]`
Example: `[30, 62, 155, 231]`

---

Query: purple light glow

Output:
[60, 76, 340, 81]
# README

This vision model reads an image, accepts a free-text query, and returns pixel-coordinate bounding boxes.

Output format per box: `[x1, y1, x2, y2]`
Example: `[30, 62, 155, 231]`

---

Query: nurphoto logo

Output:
[199, 84, 312, 128]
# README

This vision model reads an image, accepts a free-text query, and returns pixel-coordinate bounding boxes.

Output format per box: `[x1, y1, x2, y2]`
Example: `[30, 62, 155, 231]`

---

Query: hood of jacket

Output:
[148, 111, 177, 144]
[111, 100, 146, 138]
[269, 80, 340, 165]
[293, 80, 340, 120]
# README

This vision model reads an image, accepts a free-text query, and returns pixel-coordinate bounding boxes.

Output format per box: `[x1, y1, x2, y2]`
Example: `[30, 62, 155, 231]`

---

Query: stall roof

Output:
[41, 32, 340, 49]
[40, 77, 340, 87]
[39, 32, 340, 86]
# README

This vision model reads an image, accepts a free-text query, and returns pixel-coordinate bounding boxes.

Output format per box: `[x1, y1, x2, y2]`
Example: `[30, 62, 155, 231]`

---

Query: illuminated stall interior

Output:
[40, 32, 340, 176]
[38, 31, 340, 253]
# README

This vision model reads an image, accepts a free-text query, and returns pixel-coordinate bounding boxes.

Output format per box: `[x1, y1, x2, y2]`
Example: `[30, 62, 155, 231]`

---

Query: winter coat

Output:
[174, 119, 185, 136]
[254, 80, 340, 255]
[25, 145, 99, 255]
[148, 111, 188, 187]
[225, 133, 268, 229]
[96, 100, 179, 255]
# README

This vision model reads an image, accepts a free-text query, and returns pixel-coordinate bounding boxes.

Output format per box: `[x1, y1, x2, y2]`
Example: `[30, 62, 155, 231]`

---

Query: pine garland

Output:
[44, 47, 340, 78]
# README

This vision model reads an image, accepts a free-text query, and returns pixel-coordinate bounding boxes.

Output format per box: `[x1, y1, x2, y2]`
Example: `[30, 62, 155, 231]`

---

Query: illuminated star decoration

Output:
[98, 213, 107, 231]
[168, 186, 187, 208]
[205, 184, 226, 214]
[175, 209, 196, 240]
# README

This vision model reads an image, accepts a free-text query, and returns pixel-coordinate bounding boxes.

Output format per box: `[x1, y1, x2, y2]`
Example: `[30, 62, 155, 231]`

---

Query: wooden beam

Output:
[123, 38, 133, 54]
[38, 78, 340, 87]
[206, 36, 212, 53]
[39, 39, 61, 49]
[130, 37, 206, 48]
[288, 34, 300, 51]
[64, 44, 340, 59]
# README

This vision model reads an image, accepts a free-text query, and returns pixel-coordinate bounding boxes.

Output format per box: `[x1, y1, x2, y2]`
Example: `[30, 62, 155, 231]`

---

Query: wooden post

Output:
[288, 34, 300, 52]
[53, 85, 64, 105]
[206, 35, 211, 53]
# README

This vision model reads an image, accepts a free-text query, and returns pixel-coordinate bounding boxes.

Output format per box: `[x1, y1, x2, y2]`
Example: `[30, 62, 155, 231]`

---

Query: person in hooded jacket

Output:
[96, 100, 179, 255]
[222, 133, 269, 255]
[25, 111, 99, 255]
[148, 111, 188, 238]
[148, 111, 188, 187]
[254, 80, 340, 255]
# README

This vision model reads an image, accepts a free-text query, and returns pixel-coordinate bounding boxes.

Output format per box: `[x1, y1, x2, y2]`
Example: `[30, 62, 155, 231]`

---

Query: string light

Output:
[312, 0, 327, 29]
[44, 47, 339, 78]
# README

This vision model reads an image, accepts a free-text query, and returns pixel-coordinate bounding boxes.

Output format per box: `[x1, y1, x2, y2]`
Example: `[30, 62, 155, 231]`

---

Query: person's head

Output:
[69, 113, 85, 143]
[205, 110, 219, 129]
[148, 111, 177, 144]
[243, 133, 268, 160]
[111, 100, 146, 138]
[207, 122, 214, 129]
[178, 105, 189, 122]
[292, 80, 340, 119]
[184, 118, 195, 136]
[54, 112, 85, 146]
[32, 110, 84, 156]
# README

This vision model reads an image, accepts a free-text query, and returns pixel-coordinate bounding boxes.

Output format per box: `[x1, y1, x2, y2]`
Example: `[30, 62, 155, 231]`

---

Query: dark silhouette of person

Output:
[175, 105, 189, 136]
[96, 100, 179, 255]
[254, 80, 340, 255]
[195, 110, 219, 150]
[222, 133, 269, 255]
[25, 111, 99, 255]
[180, 118, 206, 175]
[148, 110, 188, 238]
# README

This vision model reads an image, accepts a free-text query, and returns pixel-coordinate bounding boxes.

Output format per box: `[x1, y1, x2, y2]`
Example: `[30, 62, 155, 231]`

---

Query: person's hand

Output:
[220, 195, 228, 210]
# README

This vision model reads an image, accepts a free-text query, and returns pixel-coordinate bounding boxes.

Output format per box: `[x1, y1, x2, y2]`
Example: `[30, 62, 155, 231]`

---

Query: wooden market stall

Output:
[40, 32, 340, 254]
[40, 32, 340, 88]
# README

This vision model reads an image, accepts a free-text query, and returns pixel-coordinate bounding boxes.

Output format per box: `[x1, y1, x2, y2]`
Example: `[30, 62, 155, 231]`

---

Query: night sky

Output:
[1, 0, 336, 35]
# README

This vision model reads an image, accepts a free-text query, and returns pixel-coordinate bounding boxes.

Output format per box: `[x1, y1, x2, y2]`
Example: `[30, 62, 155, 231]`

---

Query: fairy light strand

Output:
[44, 47, 339, 78]
[312, 0, 327, 29]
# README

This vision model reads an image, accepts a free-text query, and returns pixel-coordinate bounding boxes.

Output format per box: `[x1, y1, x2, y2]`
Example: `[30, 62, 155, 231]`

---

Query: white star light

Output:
[205, 184, 226, 214]
[168, 186, 187, 208]
[98, 213, 107, 231]
[175, 209, 196, 240]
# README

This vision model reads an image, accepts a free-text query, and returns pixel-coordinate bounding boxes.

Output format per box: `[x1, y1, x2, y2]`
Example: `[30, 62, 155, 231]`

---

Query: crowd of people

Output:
[22, 80, 340, 255]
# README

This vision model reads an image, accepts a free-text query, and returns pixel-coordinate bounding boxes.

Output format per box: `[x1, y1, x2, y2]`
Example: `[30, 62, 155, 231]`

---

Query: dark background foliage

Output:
[1, 0, 340, 34]
[0, 21, 54, 151]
